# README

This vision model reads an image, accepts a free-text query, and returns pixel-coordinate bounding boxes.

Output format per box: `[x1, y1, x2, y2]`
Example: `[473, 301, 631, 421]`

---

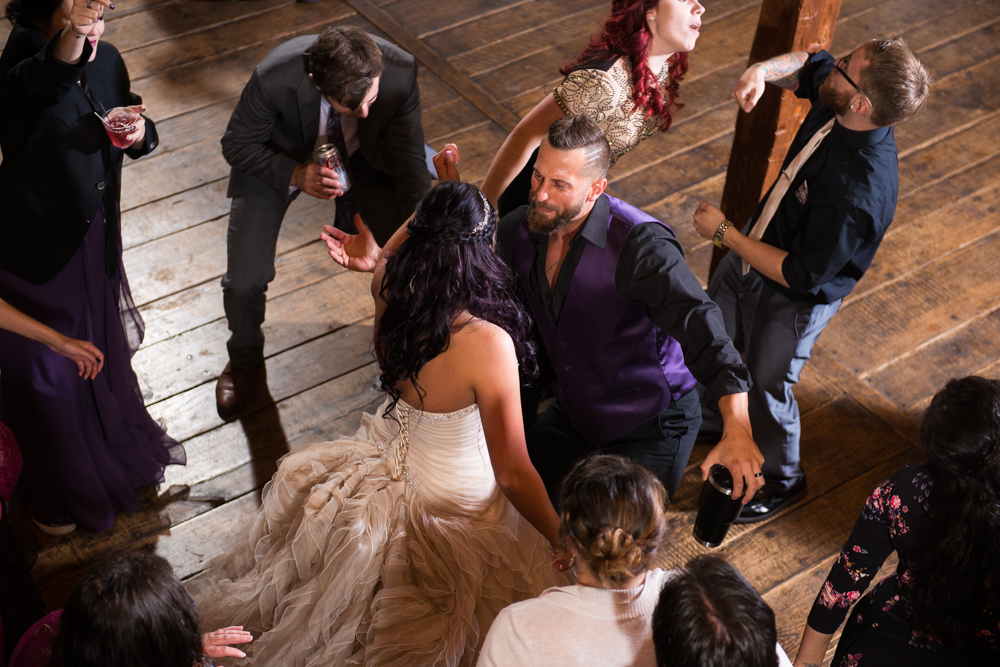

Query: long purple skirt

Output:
[0, 204, 185, 532]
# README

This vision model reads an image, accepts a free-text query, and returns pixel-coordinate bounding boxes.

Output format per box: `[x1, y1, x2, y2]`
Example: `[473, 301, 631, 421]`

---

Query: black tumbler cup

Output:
[693, 464, 745, 548]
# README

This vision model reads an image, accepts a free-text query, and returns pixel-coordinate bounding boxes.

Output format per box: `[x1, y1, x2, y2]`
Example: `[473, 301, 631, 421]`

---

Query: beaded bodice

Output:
[552, 56, 671, 164]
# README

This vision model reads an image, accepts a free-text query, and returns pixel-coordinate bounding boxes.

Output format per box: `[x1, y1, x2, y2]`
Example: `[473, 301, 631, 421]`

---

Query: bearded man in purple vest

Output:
[494, 115, 763, 505]
[325, 115, 764, 505]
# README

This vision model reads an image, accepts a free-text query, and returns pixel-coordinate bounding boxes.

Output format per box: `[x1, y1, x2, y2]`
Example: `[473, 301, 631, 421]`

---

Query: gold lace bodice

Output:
[552, 57, 671, 164]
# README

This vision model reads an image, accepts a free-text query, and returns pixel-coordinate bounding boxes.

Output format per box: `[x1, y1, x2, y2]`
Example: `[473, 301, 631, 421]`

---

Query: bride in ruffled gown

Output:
[191, 180, 573, 667]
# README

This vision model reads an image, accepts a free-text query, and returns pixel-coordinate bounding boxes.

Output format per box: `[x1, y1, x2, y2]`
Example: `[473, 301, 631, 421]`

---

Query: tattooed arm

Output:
[793, 625, 834, 667]
[732, 52, 810, 112]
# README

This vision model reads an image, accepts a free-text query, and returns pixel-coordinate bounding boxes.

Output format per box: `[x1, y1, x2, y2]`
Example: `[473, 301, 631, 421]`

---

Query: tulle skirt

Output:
[191, 405, 569, 666]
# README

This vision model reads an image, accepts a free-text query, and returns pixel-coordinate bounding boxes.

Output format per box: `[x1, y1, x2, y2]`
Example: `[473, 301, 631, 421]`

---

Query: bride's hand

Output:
[322, 214, 381, 273]
[202, 626, 253, 659]
[432, 143, 461, 182]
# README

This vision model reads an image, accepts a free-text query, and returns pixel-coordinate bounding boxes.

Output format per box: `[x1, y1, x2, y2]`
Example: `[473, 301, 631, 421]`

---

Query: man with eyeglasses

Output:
[692, 37, 931, 522]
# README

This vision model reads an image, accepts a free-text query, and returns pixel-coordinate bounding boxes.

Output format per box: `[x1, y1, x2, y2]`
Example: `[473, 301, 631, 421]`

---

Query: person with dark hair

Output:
[7, 552, 251, 667]
[342, 115, 763, 506]
[652, 554, 793, 667]
[481, 0, 705, 215]
[693, 36, 932, 522]
[215, 24, 431, 420]
[192, 178, 572, 666]
[478, 454, 673, 666]
[0, 0, 183, 535]
[793, 376, 1000, 666]
[501, 114, 761, 505]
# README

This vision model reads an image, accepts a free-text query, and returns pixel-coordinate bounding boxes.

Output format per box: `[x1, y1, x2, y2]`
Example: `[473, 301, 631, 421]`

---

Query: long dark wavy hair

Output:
[908, 375, 1000, 646]
[55, 552, 206, 667]
[374, 181, 537, 414]
[561, 0, 689, 132]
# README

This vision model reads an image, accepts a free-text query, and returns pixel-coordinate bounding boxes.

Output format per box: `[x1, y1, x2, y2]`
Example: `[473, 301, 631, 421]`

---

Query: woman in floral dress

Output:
[792, 376, 1000, 666]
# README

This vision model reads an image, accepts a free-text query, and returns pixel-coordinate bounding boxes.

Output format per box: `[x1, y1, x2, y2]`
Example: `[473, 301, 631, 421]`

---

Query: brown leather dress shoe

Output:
[216, 361, 260, 421]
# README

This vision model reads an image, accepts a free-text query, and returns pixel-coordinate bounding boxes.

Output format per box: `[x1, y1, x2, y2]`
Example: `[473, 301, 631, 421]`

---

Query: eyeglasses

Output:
[834, 57, 874, 111]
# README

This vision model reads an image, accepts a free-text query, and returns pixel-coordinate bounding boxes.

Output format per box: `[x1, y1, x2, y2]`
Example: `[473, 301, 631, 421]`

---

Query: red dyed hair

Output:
[560, 0, 689, 132]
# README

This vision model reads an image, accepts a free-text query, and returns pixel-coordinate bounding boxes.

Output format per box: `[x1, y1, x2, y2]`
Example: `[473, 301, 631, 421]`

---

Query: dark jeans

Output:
[525, 388, 701, 507]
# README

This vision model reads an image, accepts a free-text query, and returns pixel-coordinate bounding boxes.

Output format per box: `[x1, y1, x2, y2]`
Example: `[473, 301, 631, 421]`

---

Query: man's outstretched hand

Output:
[432, 143, 461, 182]
[322, 213, 381, 273]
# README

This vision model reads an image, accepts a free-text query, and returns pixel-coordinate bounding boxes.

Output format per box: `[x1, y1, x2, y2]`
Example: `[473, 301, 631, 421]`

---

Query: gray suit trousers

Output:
[221, 183, 291, 370]
[706, 249, 842, 491]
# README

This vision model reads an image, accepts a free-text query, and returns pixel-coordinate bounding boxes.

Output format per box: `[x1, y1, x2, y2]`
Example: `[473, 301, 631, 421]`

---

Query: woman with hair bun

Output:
[479, 454, 671, 666]
[795, 375, 1000, 666]
[481, 0, 706, 214]
[192, 179, 572, 667]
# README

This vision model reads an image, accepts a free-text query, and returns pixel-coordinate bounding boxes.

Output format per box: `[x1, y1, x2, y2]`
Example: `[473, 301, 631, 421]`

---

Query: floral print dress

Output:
[807, 461, 998, 666]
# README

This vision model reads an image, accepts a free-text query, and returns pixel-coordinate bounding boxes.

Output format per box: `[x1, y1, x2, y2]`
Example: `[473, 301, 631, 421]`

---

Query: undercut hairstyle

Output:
[4, 0, 64, 27]
[308, 26, 383, 110]
[545, 114, 612, 180]
[558, 454, 667, 586]
[652, 555, 779, 667]
[375, 181, 537, 415]
[55, 552, 206, 667]
[859, 35, 931, 127]
[909, 375, 1000, 647]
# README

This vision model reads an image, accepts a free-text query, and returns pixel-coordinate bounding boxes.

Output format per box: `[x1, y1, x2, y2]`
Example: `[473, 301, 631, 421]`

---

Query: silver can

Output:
[315, 143, 351, 192]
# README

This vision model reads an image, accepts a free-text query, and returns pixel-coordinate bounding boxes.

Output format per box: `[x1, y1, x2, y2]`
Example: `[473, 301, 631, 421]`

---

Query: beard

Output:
[818, 77, 853, 116]
[526, 190, 587, 235]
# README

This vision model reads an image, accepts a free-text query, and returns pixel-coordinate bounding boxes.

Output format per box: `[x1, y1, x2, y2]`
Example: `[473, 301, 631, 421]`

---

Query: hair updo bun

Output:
[559, 455, 668, 586]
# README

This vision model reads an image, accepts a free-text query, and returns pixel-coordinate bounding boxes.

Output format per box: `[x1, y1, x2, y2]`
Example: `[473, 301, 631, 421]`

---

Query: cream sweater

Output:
[478, 568, 794, 667]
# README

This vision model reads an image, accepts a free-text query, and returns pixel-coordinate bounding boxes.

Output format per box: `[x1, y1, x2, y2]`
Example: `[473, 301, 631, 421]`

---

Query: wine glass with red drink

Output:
[99, 107, 140, 148]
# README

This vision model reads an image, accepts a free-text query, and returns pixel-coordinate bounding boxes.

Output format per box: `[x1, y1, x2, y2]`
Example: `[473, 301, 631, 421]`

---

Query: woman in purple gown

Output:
[0, 0, 183, 533]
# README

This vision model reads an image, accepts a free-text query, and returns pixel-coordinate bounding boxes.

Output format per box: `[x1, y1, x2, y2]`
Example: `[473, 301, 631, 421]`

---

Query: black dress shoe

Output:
[216, 361, 261, 421]
[735, 477, 808, 524]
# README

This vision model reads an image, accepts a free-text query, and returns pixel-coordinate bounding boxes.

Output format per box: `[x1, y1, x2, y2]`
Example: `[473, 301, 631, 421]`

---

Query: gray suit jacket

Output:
[222, 34, 430, 219]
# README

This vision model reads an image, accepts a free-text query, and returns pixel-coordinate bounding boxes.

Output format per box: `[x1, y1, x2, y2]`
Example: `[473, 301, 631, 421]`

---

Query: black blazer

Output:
[222, 34, 430, 220]
[0, 25, 158, 284]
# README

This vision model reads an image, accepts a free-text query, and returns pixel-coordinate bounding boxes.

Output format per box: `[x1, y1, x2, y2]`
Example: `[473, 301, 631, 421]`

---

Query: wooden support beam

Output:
[710, 0, 842, 277]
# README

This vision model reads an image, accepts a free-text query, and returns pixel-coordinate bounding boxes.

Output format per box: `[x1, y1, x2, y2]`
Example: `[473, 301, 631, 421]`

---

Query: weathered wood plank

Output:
[660, 396, 915, 562]
[133, 269, 374, 404]
[139, 240, 346, 347]
[146, 320, 375, 445]
[123, 192, 332, 305]
[374, 0, 526, 39]
[121, 1, 353, 81]
[823, 228, 1000, 377]
[122, 178, 230, 250]
[858, 179, 1000, 304]
[104, 0, 295, 54]
[121, 137, 230, 210]
[162, 363, 381, 491]
[867, 307, 1000, 411]
[343, 0, 521, 131]
[425, 0, 604, 62]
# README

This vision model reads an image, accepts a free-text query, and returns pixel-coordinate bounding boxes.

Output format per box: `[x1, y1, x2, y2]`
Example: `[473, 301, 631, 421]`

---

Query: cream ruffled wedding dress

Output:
[191, 397, 568, 666]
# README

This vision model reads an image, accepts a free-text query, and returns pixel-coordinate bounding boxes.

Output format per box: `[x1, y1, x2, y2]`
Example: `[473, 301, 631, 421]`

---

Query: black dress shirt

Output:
[498, 195, 751, 403]
[745, 51, 899, 304]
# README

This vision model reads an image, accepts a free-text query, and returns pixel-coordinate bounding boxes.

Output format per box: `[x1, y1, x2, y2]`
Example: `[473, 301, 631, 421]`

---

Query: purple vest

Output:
[514, 196, 698, 446]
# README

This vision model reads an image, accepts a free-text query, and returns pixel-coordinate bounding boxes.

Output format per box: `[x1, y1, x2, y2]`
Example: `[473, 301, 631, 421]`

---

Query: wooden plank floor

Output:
[5, 0, 999, 663]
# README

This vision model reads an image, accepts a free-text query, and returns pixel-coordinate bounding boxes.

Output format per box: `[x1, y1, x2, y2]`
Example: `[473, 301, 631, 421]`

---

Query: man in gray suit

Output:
[217, 26, 431, 418]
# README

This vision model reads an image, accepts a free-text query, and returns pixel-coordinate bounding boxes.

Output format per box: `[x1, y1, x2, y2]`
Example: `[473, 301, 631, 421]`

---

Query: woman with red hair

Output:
[481, 0, 705, 215]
